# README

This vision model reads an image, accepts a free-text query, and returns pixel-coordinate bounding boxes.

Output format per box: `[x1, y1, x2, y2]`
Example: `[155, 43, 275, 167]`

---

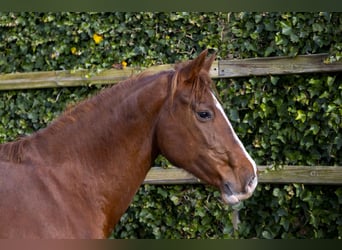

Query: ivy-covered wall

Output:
[0, 12, 341, 238]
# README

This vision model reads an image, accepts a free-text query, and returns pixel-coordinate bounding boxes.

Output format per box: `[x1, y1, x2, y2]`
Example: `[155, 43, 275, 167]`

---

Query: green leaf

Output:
[280, 21, 292, 36]
[262, 230, 274, 239]
[312, 23, 324, 32]
[272, 187, 281, 197]
[170, 195, 180, 206]
[264, 46, 275, 57]
[229, 109, 240, 122]
[270, 76, 280, 85]
[295, 110, 306, 123]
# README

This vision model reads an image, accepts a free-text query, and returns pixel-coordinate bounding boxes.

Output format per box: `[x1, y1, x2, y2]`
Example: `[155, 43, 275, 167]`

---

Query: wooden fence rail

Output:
[144, 166, 342, 185]
[1, 53, 342, 185]
[1, 53, 342, 90]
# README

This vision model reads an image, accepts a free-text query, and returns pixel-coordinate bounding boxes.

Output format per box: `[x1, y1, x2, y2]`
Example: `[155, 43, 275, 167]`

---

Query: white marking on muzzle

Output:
[211, 92, 257, 176]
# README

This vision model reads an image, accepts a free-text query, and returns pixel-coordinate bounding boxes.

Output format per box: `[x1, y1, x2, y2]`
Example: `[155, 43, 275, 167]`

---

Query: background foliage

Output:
[0, 12, 341, 239]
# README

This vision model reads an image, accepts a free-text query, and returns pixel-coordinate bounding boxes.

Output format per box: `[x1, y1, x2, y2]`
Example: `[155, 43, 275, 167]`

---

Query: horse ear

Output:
[203, 53, 216, 72]
[180, 49, 208, 83]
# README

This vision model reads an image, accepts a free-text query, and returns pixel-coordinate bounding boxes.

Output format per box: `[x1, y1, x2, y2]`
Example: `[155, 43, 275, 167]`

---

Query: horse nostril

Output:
[248, 176, 255, 187]
[223, 183, 233, 196]
[246, 175, 257, 192]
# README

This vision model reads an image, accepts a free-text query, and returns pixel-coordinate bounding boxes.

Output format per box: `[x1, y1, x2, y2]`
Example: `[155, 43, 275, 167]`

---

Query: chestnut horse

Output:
[0, 50, 257, 238]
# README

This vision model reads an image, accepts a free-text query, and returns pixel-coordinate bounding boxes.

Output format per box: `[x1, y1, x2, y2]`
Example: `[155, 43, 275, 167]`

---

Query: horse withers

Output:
[0, 50, 257, 238]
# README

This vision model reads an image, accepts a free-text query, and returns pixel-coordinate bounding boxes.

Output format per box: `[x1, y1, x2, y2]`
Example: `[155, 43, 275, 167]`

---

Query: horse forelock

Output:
[192, 73, 214, 102]
[171, 61, 214, 106]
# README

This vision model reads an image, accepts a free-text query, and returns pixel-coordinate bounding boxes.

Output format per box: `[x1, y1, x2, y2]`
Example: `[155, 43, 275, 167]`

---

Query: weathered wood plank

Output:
[1, 54, 341, 91]
[257, 165, 342, 185]
[218, 53, 342, 77]
[144, 167, 201, 185]
[0, 64, 174, 91]
[144, 166, 342, 185]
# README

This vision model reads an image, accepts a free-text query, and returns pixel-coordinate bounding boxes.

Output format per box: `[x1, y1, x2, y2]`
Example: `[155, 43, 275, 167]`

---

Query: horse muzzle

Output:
[221, 175, 258, 205]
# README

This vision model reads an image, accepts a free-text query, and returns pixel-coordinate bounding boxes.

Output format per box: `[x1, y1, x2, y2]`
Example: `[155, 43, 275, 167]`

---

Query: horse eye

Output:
[196, 111, 213, 121]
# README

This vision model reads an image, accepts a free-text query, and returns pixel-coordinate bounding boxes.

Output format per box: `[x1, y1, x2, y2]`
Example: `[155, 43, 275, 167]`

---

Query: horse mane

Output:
[0, 137, 29, 163]
[38, 70, 174, 133]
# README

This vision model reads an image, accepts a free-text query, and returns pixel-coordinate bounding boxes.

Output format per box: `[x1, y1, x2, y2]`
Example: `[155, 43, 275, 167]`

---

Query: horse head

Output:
[156, 50, 257, 205]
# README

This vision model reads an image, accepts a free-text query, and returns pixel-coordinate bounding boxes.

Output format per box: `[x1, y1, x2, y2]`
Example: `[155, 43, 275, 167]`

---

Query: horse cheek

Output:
[156, 118, 189, 167]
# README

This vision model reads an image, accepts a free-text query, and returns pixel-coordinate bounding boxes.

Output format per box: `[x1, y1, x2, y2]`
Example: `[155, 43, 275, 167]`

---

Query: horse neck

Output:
[28, 71, 172, 234]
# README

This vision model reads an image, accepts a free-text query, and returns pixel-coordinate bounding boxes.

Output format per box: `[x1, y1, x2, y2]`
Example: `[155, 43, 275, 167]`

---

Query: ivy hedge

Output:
[0, 12, 341, 239]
